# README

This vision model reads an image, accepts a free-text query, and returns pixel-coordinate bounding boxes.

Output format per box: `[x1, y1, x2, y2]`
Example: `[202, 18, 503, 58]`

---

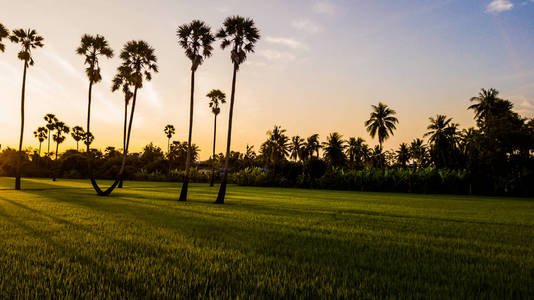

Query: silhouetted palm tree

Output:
[215, 16, 260, 204]
[10, 28, 44, 190]
[469, 88, 499, 129]
[322, 132, 347, 167]
[0, 23, 9, 52]
[71, 126, 85, 151]
[76, 34, 113, 190]
[33, 126, 47, 156]
[52, 121, 69, 160]
[346, 137, 368, 167]
[111, 66, 133, 159]
[306, 134, 321, 159]
[44, 113, 57, 156]
[207, 89, 226, 186]
[164, 124, 175, 153]
[365, 102, 398, 151]
[261, 125, 289, 167]
[177, 20, 215, 201]
[409, 138, 426, 169]
[425, 115, 459, 168]
[289, 136, 305, 161]
[396, 143, 410, 167]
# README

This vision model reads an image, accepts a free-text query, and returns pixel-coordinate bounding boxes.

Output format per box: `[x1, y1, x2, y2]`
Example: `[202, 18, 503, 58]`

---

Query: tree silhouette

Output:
[33, 126, 47, 156]
[306, 134, 321, 159]
[207, 89, 226, 186]
[322, 132, 347, 167]
[52, 121, 70, 160]
[164, 124, 175, 154]
[76, 34, 113, 191]
[469, 88, 499, 130]
[177, 20, 215, 201]
[409, 138, 426, 169]
[0, 23, 9, 52]
[71, 126, 85, 151]
[346, 137, 368, 167]
[10, 28, 44, 190]
[44, 113, 57, 156]
[289, 136, 305, 162]
[365, 102, 399, 151]
[215, 16, 260, 204]
[396, 143, 410, 167]
[425, 115, 459, 169]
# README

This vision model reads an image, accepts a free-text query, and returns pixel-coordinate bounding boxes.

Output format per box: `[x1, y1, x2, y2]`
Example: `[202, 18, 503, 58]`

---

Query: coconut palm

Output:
[322, 132, 347, 167]
[164, 124, 175, 154]
[468, 88, 499, 129]
[207, 89, 226, 186]
[365, 102, 398, 151]
[44, 113, 57, 155]
[0, 23, 9, 52]
[90, 40, 157, 196]
[396, 143, 410, 167]
[215, 16, 260, 204]
[52, 121, 70, 160]
[306, 134, 321, 159]
[33, 126, 47, 156]
[177, 20, 215, 202]
[346, 137, 368, 167]
[409, 138, 426, 169]
[10, 28, 44, 190]
[260, 125, 289, 168]
[71, 126, 85, 151]
[289, 136, 305, 162]
[425, 115, 460, 168]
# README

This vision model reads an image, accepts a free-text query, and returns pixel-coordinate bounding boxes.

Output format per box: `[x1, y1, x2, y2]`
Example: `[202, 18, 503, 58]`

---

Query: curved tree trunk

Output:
[216, 64, 238, 204]
[210, 114, 217, 187]
[15, 61, 28, 190]
[118, 97, 128, 189]
[179, 69, 195, 202]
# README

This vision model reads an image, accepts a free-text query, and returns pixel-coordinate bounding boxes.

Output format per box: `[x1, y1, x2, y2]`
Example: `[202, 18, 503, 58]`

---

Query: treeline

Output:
[1, 89, 533, 196]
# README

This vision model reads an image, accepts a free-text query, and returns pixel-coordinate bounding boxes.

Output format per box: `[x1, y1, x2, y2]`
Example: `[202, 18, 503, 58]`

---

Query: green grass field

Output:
[0, 177, 533, 298]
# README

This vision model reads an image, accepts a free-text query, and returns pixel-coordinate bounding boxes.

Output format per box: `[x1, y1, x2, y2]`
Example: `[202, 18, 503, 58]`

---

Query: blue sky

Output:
[1, 0, 534, 157]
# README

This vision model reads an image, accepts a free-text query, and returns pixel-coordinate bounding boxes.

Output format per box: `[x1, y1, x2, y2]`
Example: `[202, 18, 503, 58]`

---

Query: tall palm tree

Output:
[10, 28, 44, 190]
[322, 132, 347, 167]
[111, 66, 133, 157]
[90, 40, 157, 196]
[0, 23, 9, 52]
[33, 126, 47, 156]
[177, 20, 215, 202]
[207, 89, 226, 187]
[44, 113, 57, 156]
[76, 34, 113, 189]
[215, 16, 260, 204]
[52, 121, 70, 160]
[364, 102, 399, 151]
[289, 136, 305, 161]
[306, 134, 321, 159]
[71, 126, 85, 151]
[468, 88, 499, 129]
[164, 124, 175, 154]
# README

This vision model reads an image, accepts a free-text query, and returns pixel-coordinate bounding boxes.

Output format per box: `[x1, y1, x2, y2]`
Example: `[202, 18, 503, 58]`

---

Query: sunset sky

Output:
[1, 0, 534, 159]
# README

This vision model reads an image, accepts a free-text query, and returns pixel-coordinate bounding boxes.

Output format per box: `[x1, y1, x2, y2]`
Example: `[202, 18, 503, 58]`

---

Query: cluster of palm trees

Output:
[2, 16, 260, 204]
[33, 114, 87, 158]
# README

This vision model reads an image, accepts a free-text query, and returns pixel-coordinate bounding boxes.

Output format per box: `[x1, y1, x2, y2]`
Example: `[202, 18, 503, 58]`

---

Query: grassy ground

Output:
[0, 177, 533, 298]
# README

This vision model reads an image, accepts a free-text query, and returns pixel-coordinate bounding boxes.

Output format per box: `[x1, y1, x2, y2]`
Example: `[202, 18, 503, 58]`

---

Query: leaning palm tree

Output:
[10, 28, 44, 190]
[76, 34, 113, 188]
[207, 89, 226, 187]
[71, 126, 85, 151]
[177, 20, 215, 202]
[33, 126, 47, 156]
[44, 113, 57, 156]
[0, 23, 9, 52]
[92, 40, 158, 196]
[215, 16, 260, 204]
[364, 102, 399, 150]
[164, 124, 175, 154]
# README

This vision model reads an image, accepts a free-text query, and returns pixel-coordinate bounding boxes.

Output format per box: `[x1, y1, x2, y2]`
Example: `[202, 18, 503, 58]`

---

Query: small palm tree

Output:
[396, 143, 410, 167]
[33, 126, 47, 156]
[364, 102, 399, 150]
[177, 20, 215, 202]
[306, 134, 321, 159]
[44, 113, 57, 155]
[322, 132, 347, 167]
[164, 124, 175, 154]
[215, 16, 260, 204]
[207, 89, 226, 187]
[409, 138, 426, 169]
[52, 121, 70, 160]
[71, 126, 85, 151]
[0, 23, 9, 52]
[10, 28, 44, 190]
[289, 136, 305, 161]
[469, 88, 499, 128]
[346, 137, 368, 167]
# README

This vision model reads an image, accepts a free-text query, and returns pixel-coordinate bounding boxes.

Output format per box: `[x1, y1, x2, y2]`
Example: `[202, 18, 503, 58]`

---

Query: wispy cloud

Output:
[265, 36, 307, 50]
[485, 0, 514, 14]
[292, 19, 321, 34]
[312, 0, 335, 15]
[258, 49, 296, 61]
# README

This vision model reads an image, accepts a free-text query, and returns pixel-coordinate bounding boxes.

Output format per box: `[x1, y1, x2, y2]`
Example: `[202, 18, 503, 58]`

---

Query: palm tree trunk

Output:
[15, 61, 27, 190]
[38, 142, 41, 156]
[216, 64, 238, 204]
[118, 98, 128, 189]
[47, 131, 50, 156]
[76, 141, 79, 152]
[179, 69, 195, 202]
[210, 114, 217, 187]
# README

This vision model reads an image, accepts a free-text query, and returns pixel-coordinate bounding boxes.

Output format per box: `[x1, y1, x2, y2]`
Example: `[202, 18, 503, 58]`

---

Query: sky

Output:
[1, 0, 534, 159]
